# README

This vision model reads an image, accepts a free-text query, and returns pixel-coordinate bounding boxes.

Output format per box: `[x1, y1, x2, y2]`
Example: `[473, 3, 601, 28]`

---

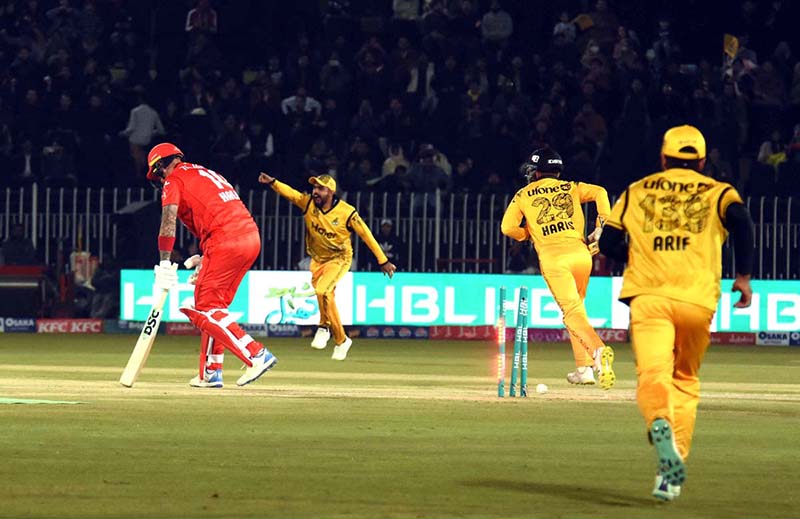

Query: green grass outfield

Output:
[1, 334, 798, 519]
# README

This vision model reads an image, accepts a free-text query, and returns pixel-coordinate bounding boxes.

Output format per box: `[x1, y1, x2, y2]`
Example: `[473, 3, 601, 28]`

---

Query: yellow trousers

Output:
[310, 256, 351, 345]
[539, 246, 605, 367]
[630, 294, 714, 460]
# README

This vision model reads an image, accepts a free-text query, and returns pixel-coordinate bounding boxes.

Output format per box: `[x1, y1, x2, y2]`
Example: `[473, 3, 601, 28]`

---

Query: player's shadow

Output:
[463, 479, 654, 507]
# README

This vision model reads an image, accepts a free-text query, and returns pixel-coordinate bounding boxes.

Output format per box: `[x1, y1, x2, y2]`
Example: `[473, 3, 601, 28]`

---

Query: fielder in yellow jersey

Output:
[599, 125, 754, 501]
[501, 147, 615, 389]
[258, 172, 396, 360]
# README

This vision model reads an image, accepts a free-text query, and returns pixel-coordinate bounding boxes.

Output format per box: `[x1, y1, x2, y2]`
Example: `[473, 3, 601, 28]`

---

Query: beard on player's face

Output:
[312, 189, 330, 208]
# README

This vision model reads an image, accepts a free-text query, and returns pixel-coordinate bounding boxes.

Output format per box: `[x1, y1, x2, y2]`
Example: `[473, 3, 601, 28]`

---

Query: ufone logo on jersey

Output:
[311, 222, 337, 239]
[642, 178, 712, 193]
[527, 183, 570, 196]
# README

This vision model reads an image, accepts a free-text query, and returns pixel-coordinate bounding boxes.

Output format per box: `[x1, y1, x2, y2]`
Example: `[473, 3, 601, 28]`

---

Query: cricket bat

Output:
[119, 288, 170, 387]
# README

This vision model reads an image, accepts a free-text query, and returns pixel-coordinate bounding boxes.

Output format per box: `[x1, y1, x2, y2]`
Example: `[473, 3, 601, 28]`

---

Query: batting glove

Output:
[154, 260, 179, 291]
[183, 254, 202, 285]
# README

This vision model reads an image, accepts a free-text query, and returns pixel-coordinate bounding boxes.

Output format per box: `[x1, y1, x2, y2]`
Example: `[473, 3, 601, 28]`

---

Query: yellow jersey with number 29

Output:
[502, 177, 610, 259]
[605, 168, 743, 312]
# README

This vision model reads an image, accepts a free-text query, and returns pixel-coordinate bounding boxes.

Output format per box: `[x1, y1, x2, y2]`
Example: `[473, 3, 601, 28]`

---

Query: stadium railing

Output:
[1, 184, 797, 279]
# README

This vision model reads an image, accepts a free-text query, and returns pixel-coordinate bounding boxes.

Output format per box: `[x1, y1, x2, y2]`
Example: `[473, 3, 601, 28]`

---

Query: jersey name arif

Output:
[218, 189, 240, 202]
[653, 235, 690, 251]
[541, 220, 575, 236]
[642, 178, 711, 193]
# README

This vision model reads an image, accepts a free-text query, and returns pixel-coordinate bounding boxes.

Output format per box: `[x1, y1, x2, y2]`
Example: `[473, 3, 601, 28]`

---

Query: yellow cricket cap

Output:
[661, 125, 706, 160]
[309, 174, 337, 193]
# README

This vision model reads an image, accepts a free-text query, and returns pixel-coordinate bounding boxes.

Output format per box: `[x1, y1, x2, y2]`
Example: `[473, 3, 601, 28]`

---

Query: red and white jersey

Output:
[161, 162, 257, 246]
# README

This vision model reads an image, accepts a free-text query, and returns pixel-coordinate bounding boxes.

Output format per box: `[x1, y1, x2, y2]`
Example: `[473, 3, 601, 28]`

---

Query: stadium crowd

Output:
[1, 0, 799, 198]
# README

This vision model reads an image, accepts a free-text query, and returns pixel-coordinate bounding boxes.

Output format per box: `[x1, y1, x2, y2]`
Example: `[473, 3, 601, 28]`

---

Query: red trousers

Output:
[182, 231, 262, 373]
[194, 232, 260, 311]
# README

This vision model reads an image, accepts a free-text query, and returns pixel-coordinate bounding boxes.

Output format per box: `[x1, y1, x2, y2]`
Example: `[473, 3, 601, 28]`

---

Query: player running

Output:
[258, 171, 396, 360]
[500, 147, 615, 389]
[148, 142, 276, 388]
[599, 125, 754, 500]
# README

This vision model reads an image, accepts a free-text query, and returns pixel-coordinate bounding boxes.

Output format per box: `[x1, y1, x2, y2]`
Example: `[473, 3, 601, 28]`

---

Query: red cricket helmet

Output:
[146, 142, 184, 181]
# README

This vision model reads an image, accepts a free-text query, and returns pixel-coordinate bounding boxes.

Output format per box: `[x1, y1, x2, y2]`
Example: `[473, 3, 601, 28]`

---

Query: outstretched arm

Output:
[258, 172, 310, 209]
[349, 212, 395, 277]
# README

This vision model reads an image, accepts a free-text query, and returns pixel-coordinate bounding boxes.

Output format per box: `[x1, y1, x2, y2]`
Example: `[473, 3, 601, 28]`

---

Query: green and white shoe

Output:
[651, 418, 686, 486]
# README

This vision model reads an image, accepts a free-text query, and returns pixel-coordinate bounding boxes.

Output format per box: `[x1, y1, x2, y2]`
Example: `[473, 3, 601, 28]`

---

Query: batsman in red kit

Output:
[147, 142, 277, 388]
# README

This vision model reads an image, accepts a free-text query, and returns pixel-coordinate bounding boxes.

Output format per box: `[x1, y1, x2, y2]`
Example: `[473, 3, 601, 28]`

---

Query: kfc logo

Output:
[37, 319, 102, 333]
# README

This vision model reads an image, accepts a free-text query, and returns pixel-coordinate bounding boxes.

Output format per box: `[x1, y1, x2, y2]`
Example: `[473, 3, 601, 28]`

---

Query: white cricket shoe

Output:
[652, 473, 682, 501]
[189, 369, 223, 388]
[311, 327, 331, 349]
[236, 349, 277, 386]
[331, 337, 352, 361]
[566, 366, 596, 385]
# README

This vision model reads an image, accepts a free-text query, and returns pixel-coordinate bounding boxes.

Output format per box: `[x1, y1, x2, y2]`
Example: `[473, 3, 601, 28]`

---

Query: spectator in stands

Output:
[238, 119, 275, 187]
[704, 147, 735, 184]
[449, 0, 481, 56]
[89, 257, 119, 319]
[480, 0, 513, 50]
[755, 129, 787, 189]
[408, 143, 451, 199]
[16, 88, 46, 146]
[350, 99, 380, 142]
[45, 0, 79, 45]
[119, 91, 165, 182]
[1, 223, 38, 265]
[185, 0, 217, 39]
[753, 60, 787, 107]
[320, 52, 352, 107]
[42, 129, 77, 186]
[380, 96, 414, 151]
[573, 102, 607, 147]
[382, 142, 410, 178]
[392, 0, 419, 21]
[375, 218, 405, 270]
[584, 0, 619, 54]
[553, 11, 576, 43]
[281, 86, 321, 118]
[77, 0, 104, 41]
[10, 139, 41, 185]
[211, 113, 250, 182]
[419, 0, 449, 60]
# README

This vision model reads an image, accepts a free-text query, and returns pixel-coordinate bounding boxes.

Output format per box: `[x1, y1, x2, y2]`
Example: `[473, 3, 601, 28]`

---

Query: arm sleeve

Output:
[349, 212, 389, 264]
[500, 195, 529, 242]
[271, 179, 311, 209]
[161, 177, 182, 206]
[598, 189, 629, 262]
[723, 202, 755, 276]
[597, 225, 628, 263]
[578, 182, 611, 225]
